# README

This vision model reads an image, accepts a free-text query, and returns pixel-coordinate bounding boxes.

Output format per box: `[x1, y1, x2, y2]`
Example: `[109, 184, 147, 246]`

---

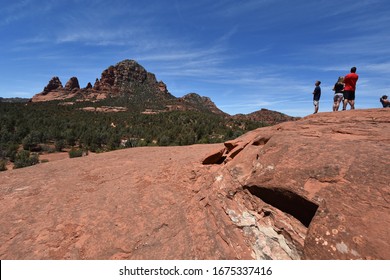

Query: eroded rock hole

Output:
[244, 186, 318, 227]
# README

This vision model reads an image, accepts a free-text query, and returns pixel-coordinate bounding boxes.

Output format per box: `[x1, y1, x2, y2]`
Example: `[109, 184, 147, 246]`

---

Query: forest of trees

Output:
[0, 100, 267, 170]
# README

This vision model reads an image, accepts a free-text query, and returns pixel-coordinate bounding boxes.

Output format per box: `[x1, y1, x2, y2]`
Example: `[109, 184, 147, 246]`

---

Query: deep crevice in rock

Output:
[244, 185, 318, 227]
[202, 150, 226, 165]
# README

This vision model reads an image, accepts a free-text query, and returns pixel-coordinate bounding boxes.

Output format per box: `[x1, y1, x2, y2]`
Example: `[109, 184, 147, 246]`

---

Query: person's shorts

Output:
[313, 100, 319, 106]
[343, 90, 355, 100]
[334, 93, 343, 102]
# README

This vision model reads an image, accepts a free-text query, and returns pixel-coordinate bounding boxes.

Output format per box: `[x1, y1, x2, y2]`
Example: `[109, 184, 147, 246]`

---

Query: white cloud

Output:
[364, 62, 390, 74]
[0, 1, 33, 26]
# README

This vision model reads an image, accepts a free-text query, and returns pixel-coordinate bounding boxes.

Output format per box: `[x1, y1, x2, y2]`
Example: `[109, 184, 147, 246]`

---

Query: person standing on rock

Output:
[312, 80, 321, 114]
[380, 95, 390, 107]
[332, 76, 344, 111]
[343, 67, 359, 110]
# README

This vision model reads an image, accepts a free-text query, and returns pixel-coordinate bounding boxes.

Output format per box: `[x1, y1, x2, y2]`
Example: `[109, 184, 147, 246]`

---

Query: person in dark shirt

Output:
[332, 76, 344, 111]
[312, 80, 321, 114]
[380, 95, 390, 108]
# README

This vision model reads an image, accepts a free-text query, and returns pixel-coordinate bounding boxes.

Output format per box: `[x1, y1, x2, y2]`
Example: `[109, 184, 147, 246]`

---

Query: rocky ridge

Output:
[1, 109, 389, 259]
[233, 108, 299, 125]
[0, 97, 30, 103]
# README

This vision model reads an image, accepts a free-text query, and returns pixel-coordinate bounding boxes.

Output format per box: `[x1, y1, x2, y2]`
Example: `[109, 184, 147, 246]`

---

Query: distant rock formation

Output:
[85, 82, 93, 89]
[179, 93, 226, 115]
[234, 108, 299, 125]
[32, 60, 175, 103]
[64, 77, 80, 91]
[0, 109, 389, 259]
[42, 76, 63, 95]
[30, 59, 297, 122]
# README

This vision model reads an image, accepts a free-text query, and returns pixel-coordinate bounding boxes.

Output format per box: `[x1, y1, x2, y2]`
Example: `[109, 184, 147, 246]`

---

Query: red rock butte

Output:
[1, 108, 389, 259]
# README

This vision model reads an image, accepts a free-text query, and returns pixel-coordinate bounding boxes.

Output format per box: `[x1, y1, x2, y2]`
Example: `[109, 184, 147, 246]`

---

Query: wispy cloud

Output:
[317, 34, 390, 57]
[209, 0, 274, 17]
[0, 0, 58, 26]
[0, 1, 33, 26]
[362, 62, 390, 74]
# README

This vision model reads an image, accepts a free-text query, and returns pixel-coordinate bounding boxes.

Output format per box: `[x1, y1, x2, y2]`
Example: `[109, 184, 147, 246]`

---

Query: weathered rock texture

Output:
[1, 109, 389, 259]
[201, 108, 390, 260]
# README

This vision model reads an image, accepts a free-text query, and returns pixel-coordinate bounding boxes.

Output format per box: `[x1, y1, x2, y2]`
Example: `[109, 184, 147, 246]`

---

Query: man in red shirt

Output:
[343, 67, 359, 110]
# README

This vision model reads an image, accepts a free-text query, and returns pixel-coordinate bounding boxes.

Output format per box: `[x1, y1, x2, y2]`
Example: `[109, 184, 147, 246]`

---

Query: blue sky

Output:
[1, 0, 389, 117]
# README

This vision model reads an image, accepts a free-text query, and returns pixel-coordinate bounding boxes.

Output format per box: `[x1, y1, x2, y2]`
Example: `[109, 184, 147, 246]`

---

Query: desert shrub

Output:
[158, 135, 171, 146]
[13, 150, 39, 169]
[40, 144, 56, 153]
[0, 159, 7, 171]
[54, 139, 66, 152]
[68, 148, 83, 158]
[22, 131, 42, 151]
[6, 144, 19, 162]
[107, 134, 120, 150]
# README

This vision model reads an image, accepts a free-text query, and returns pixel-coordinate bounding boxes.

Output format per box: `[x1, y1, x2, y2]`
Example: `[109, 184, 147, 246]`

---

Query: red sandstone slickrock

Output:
[0, 109, 389, 259]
